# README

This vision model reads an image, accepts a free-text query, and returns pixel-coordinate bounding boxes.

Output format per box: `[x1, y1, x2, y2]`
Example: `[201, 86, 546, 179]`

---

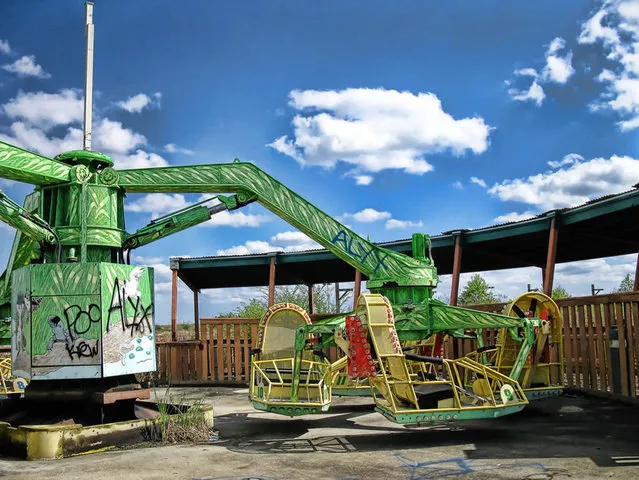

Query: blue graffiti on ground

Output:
[393, 453, 553, 480]
[191, 454, 556, 480]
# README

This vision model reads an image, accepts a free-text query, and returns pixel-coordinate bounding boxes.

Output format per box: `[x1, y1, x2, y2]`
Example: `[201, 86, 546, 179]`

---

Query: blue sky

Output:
[1, 0, 638, 323]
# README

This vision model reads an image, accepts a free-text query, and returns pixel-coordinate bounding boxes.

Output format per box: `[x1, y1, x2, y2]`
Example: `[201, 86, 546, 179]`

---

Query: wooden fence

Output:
[155, 292, 639, 399]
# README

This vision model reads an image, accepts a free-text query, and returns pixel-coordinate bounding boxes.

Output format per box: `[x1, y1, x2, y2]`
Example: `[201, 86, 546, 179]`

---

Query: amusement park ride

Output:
[0, 3, 564, 423]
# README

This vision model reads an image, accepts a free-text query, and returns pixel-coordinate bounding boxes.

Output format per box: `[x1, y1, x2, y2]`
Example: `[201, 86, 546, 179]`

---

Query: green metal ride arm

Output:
[117, 160, 437, 288]
[0, 141, 72, 185]
[123, 194, 252, 249]
[0, 190, 56, 245]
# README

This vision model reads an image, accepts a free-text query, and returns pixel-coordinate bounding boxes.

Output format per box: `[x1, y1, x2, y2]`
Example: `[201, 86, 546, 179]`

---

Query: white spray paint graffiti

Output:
[110, 266, 145, 309]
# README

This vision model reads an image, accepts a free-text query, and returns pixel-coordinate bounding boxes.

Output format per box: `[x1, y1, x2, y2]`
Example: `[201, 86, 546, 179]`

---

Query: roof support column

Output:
[353, 270, 362, 310]
[634, 248, 639, 291]
[268, 255, 277, 307]
[543, 215, 559, 296]
[171, 269, 178, 342]
[308, 284, 314, 315]
[335, 282, 340, 313]
[193, 289, 200, 341]
[450, 233, 463, 306]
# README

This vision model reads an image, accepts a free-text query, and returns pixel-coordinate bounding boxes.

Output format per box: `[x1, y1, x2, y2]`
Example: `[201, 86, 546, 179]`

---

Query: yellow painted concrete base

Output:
[0, 405, 214, 460]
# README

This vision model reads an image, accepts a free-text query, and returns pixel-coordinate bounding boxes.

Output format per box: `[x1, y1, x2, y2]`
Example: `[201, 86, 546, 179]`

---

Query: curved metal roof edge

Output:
[170, 186, 639, 266]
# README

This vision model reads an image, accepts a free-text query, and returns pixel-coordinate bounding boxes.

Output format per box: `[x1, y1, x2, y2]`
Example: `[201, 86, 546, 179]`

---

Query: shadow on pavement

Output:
[215, 393, 639, 467]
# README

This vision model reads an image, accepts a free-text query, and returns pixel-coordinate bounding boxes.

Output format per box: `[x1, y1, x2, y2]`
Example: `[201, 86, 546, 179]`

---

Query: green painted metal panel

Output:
[10, 263, 156, 380]
[0, 141, 71, 185]
[30, 263, 100, 296]
[429, 302, 521, 330]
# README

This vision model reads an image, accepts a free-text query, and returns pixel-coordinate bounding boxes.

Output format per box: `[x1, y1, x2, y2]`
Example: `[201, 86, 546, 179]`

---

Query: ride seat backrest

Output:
[260, 309, 310, 361]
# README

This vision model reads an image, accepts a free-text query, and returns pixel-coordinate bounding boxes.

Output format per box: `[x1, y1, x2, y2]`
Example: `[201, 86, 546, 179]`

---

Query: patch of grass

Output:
[154, 386, 213, 444]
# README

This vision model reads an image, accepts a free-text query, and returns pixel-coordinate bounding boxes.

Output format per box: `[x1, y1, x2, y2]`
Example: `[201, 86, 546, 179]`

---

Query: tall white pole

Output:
[83, 2, 94, 151]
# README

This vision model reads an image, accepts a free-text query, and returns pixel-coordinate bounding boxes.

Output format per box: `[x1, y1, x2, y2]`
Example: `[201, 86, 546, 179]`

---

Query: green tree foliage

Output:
[225, 298, 266, 319]
[223, 284, 347, 318]
[458, 274, 506, 305]
[551, 285, 571, 299]
[615, 273, 635, 293]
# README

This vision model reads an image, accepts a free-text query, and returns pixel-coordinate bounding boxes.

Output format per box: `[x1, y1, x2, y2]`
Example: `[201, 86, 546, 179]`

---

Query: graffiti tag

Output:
[64, 303, 101, 337]
[66, 339, 98, 360]
[331, 230, 389, 273]
[107, 273, 153, 336]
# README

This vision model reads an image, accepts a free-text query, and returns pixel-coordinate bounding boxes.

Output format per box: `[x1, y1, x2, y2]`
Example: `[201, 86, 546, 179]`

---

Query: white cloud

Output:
[116, 149, 169, 169]
[578, 6, 620, 46]
[0, 121, 83, 157]
[488, 154, 639, 210]
[270, 231, 311, 245]
[203, 286, 264, 306]
[385, 219, 424, 230]
[270, 231, 321, 251]
[508, 80, 546, 106]
[436, 254, 636, 302]
[3, 89, 83, 128]
[548, 153, 584, 169]
[341, 208, 392, 223]
[339, 207, 422, 231]
[131, 254, 166, 266]
[453, 180, 464, 190]
[127, 193, 189, 218]
[578, 1, 639, 129]
[117, 92, 161, 113]
[202, 209, 270, 228]
[541, 37, 576, 85]
[493, 211, 537, 223]
[0, 90, 162, 169]
[216, 230, 323, 257]
[354, 175, 374, 186]
[93, 118, 147, 154]
[216, 240, 279, 256]
[555, 254, 637, 295]
[267, 87, 492, 184]
[0, 118, 163, 171]
[507, 36, 573, 106]
[0, 40, 11, 55]
[2, 55, 50, 79]
[470, 176, 487, 188]
[164, 143, 195, 155]
[514, 68, 539, 78]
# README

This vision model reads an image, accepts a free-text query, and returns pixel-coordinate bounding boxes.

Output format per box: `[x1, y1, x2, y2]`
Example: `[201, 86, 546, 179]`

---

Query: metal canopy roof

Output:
[170, 187, 639, 291]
